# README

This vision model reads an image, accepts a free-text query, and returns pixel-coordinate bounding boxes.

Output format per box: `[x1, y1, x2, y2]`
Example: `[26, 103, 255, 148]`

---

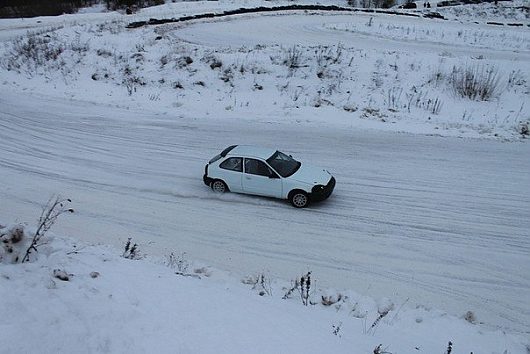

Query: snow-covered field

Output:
[1, 1, 529, 352]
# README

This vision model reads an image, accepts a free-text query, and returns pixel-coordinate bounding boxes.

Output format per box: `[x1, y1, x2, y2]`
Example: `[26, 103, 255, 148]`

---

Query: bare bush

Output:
[2, 33, 63, 74]
[122, 64, 145, 95]
[445, 341, 453, 354]
[450, 64, 502, 101]
[282, 45, 305, 71]
[23, 197, 74, 263]
[507, 69, 526, 92]
[373, 344, 392, 354]
[519, 121, 529, 136]
[464, 310, 476, 324]
[202, 54, 222, 70]
[407, 89, 443, 115]
[1, 28, 91, 78]
[165, 252, 190, 274]
[243, 273, 273, 296]
[386, 86, 403, 111]
[0, 197, 73, 264]
[177, 56, 193, 68]
[122, 237, 141, 260]
[282, 271, 312, 306]
[315, 44, 343, 68]
[332, 322, 342, 337]
[219, 68, 234, 84]
[429, 67, 445, 87]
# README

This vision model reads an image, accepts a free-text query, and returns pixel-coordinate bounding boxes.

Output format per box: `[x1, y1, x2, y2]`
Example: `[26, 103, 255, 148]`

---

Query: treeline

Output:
[104, 0, 164, 11]
[0, 0, 165, 18]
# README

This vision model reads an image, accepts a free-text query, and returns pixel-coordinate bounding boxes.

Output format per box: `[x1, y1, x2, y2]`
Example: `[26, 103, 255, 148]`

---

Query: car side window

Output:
[245, 158, 273, 177]
[220, 157, 242, 172]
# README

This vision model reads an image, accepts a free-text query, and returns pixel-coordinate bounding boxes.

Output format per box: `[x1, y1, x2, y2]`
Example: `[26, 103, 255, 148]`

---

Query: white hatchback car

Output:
[203, 145, 335, 208]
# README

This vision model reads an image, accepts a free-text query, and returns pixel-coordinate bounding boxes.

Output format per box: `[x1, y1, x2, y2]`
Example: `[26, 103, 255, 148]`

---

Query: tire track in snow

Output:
[169, 13, 530, 61]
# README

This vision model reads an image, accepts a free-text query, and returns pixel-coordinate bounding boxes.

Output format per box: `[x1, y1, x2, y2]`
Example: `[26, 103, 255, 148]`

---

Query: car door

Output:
[242, 158, 282, 198]
[218, 157, 243, 193]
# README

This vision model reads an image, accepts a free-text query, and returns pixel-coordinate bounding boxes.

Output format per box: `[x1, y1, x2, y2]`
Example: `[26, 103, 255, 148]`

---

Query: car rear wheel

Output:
[289, 191, 309, 208]
[211, 180, 228, 193]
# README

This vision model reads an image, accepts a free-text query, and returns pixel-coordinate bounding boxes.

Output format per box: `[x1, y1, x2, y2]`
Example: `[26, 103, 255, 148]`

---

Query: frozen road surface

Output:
[1, 88, 529, 334]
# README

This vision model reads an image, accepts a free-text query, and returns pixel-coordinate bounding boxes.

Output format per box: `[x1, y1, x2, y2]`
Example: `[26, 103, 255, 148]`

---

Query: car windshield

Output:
[266, 151, 301, 178]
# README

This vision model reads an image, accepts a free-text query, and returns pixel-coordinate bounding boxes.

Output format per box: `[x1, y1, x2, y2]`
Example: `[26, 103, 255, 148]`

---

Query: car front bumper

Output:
[311, 176, 336, 202]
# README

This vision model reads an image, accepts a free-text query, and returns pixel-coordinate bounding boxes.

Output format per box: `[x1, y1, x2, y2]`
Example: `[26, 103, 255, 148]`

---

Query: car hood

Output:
[289, 163, 331, 185]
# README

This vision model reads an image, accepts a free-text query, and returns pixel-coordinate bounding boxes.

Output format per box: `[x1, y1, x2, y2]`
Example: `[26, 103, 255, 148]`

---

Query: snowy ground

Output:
[1, 7, 528, 139]
[1, 1, 530, 352]
[2, 227, 527, 354]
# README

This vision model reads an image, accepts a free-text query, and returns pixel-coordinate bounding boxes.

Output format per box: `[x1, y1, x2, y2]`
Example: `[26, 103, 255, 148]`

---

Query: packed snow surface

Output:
[0, 1, 529, 350]
[1, 87, 529, 335]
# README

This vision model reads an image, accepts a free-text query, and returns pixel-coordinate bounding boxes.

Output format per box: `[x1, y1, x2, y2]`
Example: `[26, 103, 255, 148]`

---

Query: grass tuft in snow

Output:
[450, 64, 502, 101]
[1, 29, 87, 78]
[242, 272, 273, 296]
[445, 341, 453, 354]
[373, 344, 392, 354]
[122, 237, 141, 260]
[282, 271, 312, 306]
[165, 251, 190, 275]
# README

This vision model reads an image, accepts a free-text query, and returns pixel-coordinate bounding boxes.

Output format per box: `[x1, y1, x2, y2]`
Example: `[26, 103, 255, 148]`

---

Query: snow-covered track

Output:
[1, 89, 529, 333]
[169, 13, 530, 61]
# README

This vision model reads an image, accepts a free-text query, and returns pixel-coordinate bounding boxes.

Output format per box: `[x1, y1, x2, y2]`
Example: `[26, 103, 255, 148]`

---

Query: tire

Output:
[289, 190, 310, 208]
[211, 179, 228, 193]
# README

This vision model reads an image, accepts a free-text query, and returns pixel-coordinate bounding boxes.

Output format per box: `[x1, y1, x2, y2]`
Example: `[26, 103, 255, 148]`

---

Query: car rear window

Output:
[220, 157, 243, 172]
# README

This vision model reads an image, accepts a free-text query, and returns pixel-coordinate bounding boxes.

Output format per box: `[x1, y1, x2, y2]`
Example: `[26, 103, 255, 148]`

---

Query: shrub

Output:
[242, 273, 273, 296]
[0, 197, 73, 264]
[165, 252, 189, 274]
[202, 54, 222, 70]
[175, 56, 193, 68]
[445, 341, 453, 354]
[122, 237, 141, 259]
[282, 45, 305, 71]
[2, 33, 64, 73]
[519, 121, 529, 136]
[282, 271, 312, 305]
[122, 64, 145, 95]
[1, 29, 88, 77]
[450, 64, 502, 101]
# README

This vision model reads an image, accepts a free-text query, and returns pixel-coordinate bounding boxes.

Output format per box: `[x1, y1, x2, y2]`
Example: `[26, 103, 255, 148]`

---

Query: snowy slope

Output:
[1, 227, 528, 354]
[1, 8, 528, 139]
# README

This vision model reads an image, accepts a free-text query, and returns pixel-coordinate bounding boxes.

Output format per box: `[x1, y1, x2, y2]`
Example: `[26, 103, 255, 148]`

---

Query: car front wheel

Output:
[211, 180, 228, 193]
[289, 190, 310, 208]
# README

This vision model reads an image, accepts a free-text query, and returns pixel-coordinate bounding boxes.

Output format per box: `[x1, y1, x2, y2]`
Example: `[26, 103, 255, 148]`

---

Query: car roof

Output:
[227, 145, 276, 160]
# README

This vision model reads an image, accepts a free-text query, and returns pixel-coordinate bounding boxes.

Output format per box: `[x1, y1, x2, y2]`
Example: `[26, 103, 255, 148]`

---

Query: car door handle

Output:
[245, 176, 251, 180]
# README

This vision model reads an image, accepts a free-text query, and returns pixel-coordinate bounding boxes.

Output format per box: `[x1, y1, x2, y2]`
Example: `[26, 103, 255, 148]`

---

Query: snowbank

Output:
[1, 224, 528, 353]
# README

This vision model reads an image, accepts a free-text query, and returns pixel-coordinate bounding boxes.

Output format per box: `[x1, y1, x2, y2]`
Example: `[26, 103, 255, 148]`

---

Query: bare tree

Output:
[22, 196, 73, 263]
